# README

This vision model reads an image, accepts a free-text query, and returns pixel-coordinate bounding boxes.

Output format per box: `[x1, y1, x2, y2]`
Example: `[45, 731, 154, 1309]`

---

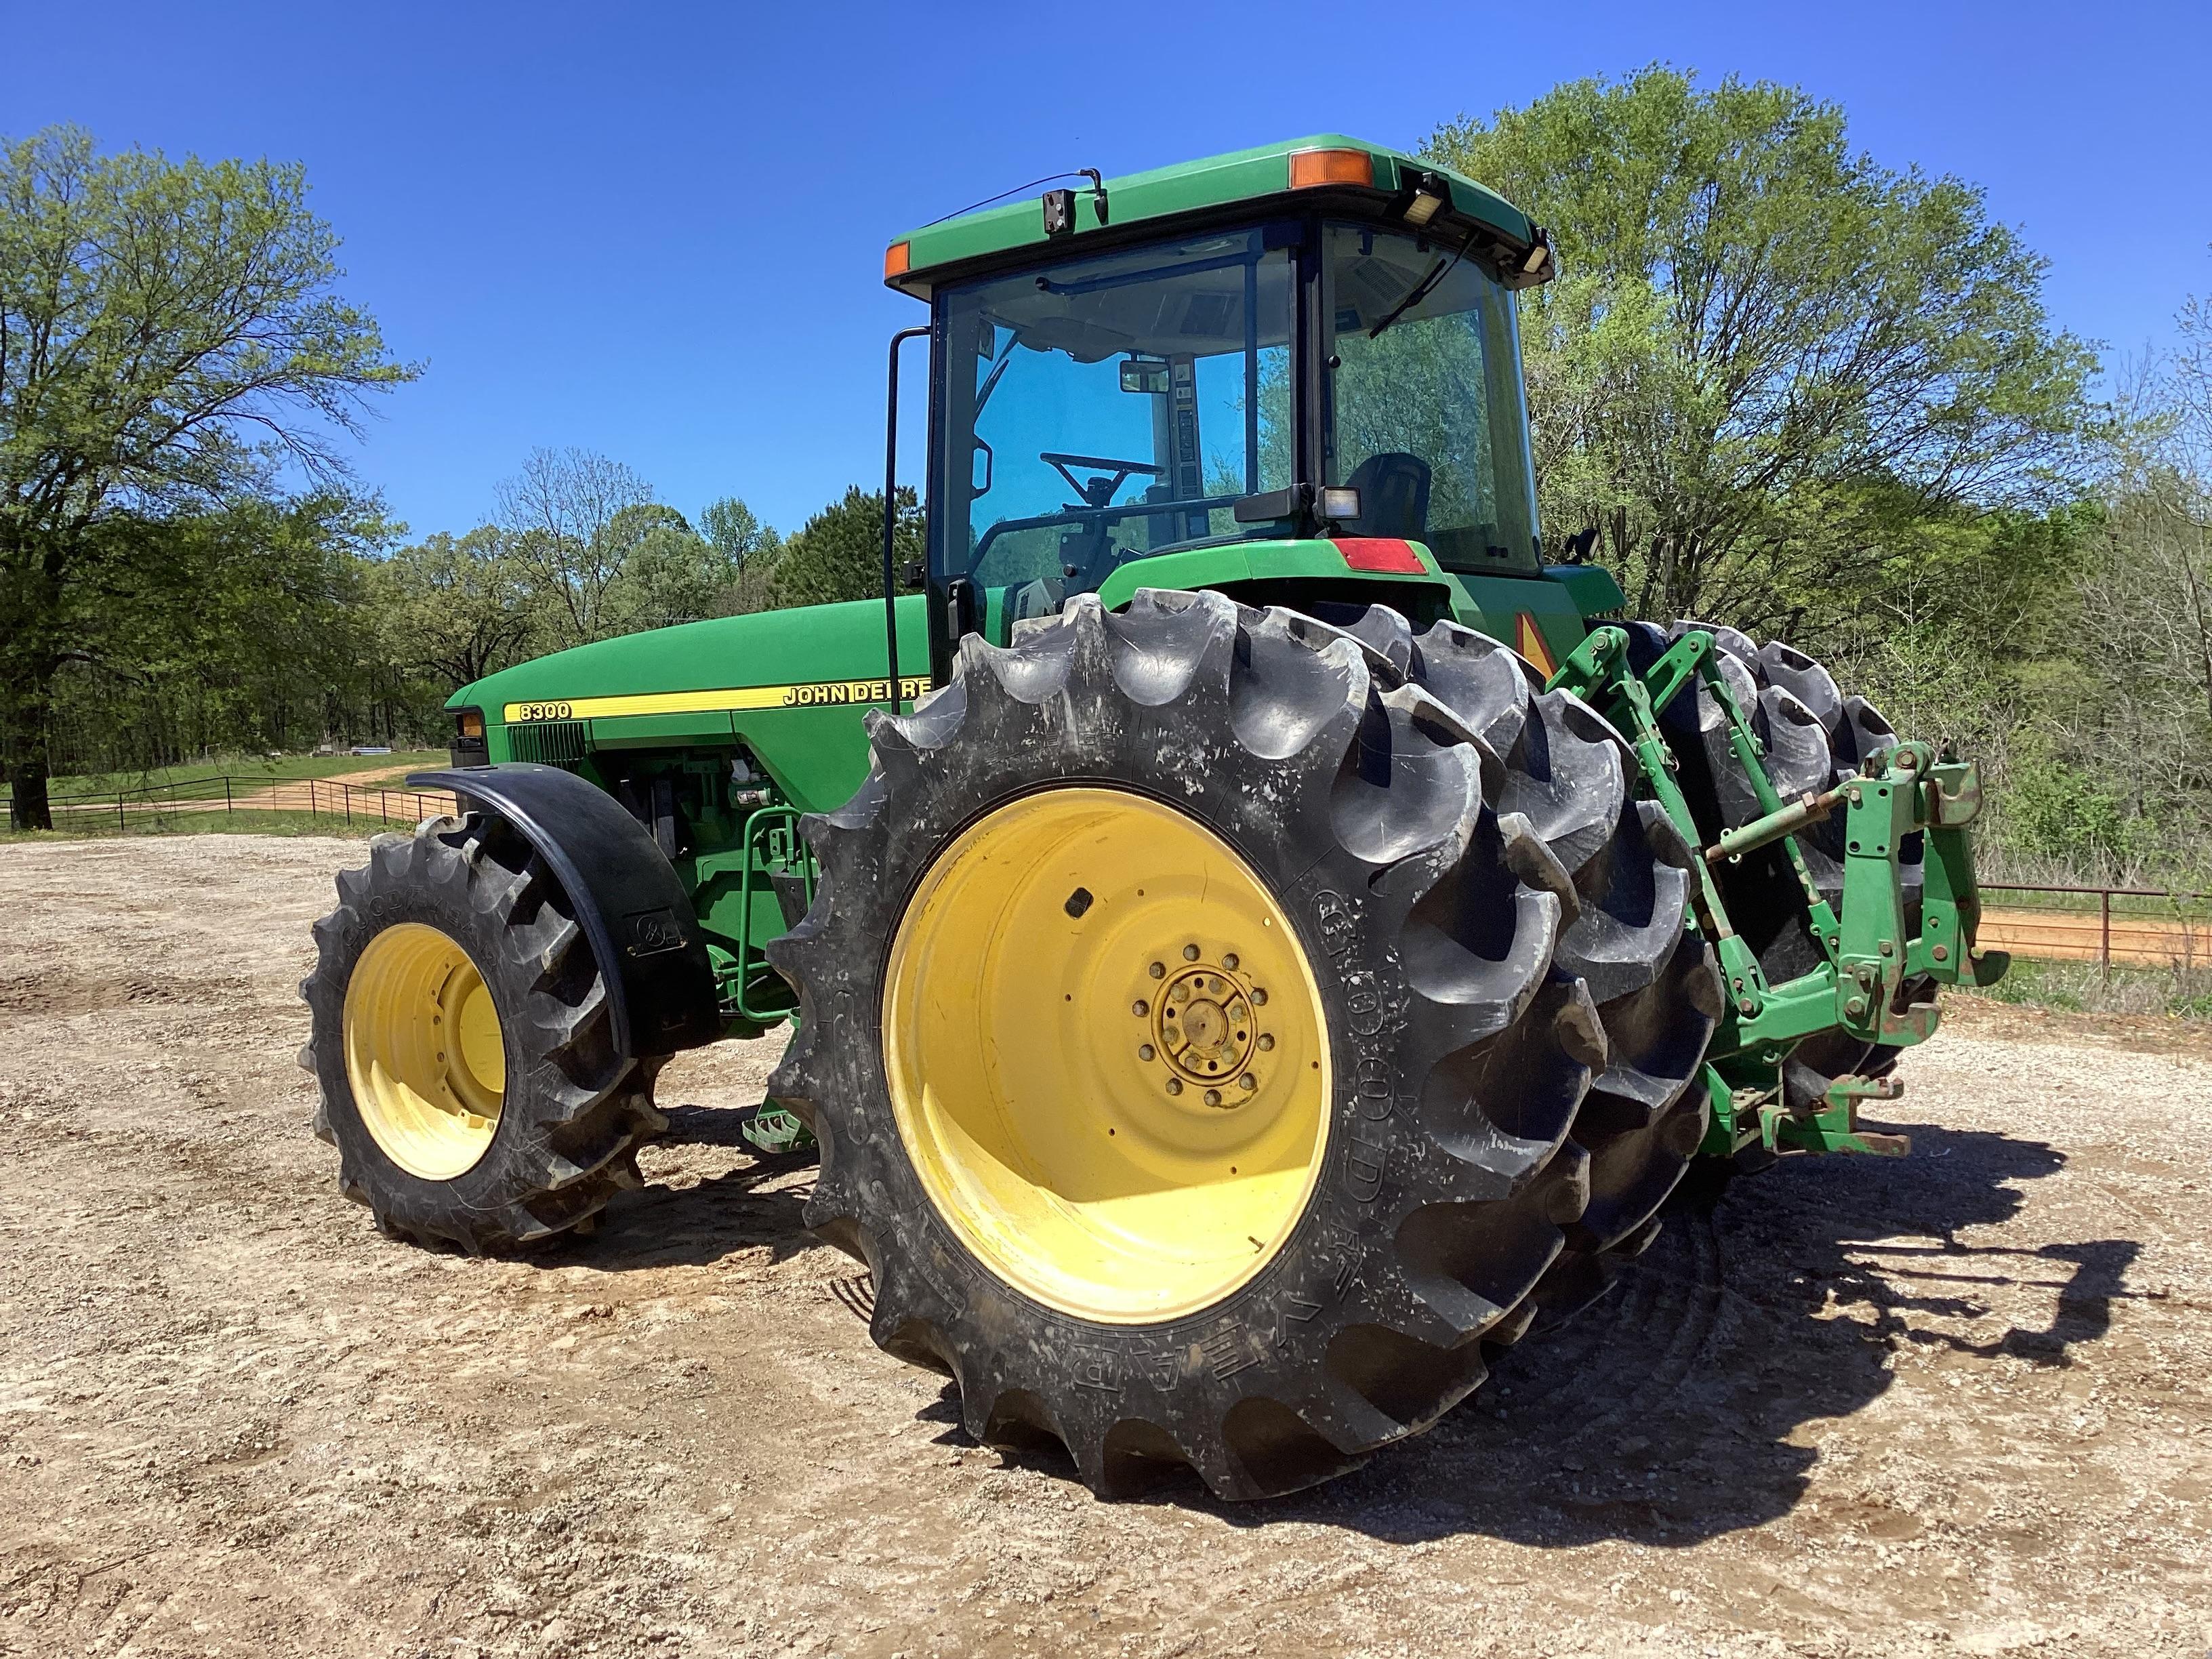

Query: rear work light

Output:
[1289, 148, 1374, 190]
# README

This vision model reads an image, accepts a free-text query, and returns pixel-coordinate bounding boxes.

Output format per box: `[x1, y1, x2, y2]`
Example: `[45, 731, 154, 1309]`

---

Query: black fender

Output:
[408, 764, 721, 1058]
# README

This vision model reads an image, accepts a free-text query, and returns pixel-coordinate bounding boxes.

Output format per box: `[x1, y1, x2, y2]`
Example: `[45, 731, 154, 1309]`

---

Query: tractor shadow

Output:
[530, 1104, 821, 1272]
[975, 1120, 2142, 1547]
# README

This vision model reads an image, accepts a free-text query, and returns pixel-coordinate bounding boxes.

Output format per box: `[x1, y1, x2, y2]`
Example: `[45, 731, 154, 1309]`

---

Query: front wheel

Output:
[300, 815, 666, 1251]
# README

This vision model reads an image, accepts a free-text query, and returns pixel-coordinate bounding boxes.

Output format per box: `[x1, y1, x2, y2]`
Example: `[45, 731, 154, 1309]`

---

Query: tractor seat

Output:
[1341, 452, 1431, 541]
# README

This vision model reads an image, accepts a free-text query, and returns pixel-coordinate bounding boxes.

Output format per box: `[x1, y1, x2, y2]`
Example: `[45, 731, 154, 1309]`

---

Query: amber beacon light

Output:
[1289, 148, 1374, 190]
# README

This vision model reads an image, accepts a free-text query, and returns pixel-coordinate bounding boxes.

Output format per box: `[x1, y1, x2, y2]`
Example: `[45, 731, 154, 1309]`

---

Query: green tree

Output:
[768, 485, 924, 610]
[44, 492, 388, 771]
[698, 495, 781, 567]
[493, 447, 653, 648]
[602, 502, 733, 631]
[1426, 68, 2101, 630]
[369, 526, 535, 690]
[0, 125, 413, 827]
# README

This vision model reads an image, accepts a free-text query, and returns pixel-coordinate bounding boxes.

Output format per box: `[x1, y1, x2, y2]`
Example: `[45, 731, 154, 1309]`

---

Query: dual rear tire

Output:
[769, 590, 1719, 1498]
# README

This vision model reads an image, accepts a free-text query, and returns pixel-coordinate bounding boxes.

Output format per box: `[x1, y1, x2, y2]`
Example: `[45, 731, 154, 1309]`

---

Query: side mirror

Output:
[1119, 357, 1170, 395]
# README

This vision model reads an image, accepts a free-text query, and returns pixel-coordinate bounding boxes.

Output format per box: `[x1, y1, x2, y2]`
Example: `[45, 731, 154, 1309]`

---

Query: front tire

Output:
[301, 815, 666, 1251]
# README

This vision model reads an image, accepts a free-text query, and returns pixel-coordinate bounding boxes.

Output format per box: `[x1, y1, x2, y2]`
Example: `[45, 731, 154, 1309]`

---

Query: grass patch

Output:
[1963, 955, 2212, 1021]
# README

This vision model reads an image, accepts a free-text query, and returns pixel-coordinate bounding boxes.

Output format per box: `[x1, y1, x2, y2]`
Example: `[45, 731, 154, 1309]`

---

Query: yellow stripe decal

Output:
[504, 676, 932, 724]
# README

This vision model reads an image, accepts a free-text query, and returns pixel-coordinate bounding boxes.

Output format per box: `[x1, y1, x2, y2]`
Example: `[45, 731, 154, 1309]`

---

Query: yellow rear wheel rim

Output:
[882, 787, 1332, 1324]
[344, 922, 507, 1181]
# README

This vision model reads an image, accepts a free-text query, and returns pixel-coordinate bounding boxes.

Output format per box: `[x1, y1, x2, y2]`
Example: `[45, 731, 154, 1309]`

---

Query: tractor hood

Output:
[449, 595, 932, 729]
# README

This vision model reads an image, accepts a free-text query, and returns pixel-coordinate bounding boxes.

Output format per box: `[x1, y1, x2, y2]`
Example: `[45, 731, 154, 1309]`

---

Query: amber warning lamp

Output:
[1288, 148, 1374, 190]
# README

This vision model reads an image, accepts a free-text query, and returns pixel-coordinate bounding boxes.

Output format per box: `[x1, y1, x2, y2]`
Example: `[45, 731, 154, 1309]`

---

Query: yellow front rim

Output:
[343, 922, 507, 1181]
[882, 787, 1332, 1324]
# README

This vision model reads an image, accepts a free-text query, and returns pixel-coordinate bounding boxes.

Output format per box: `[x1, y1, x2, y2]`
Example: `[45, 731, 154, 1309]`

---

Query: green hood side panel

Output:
[455, 596, 931, 813]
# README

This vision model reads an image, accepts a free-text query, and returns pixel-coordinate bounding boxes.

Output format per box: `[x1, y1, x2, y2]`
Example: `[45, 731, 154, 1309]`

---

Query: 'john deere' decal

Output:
[503, 676, 932, 723]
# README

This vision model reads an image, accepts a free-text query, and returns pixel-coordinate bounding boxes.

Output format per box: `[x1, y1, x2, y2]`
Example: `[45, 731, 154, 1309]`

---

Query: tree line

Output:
[6, 71, 2210, 884]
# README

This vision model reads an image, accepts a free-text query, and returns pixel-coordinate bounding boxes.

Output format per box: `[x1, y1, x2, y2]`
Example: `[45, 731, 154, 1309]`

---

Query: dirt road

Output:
[0, 836, 2205, 1658]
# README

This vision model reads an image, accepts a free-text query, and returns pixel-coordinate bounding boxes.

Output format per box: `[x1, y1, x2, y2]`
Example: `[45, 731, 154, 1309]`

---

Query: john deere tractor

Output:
[302, 136, 2006, 1500]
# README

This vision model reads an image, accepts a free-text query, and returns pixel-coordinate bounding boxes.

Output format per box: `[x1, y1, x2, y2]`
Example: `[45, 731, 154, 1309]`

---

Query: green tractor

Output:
[302, 136, 2007, 1500]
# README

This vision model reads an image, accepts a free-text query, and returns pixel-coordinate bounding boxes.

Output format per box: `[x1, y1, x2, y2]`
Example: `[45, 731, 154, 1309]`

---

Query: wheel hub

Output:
[1145, 954, 1263, 1103]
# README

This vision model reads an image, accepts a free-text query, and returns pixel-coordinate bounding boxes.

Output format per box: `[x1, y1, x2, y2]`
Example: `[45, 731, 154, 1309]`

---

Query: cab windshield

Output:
[1324, 223, 1540, 573]
[938, 227, 1295, 606]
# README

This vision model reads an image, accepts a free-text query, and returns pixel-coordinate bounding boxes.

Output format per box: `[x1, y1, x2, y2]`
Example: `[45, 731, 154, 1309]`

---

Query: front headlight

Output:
[450, 708, 489, 767]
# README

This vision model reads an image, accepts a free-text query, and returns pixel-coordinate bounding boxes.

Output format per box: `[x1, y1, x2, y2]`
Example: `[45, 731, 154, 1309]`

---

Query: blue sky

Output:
[9, 1, 2209, 541]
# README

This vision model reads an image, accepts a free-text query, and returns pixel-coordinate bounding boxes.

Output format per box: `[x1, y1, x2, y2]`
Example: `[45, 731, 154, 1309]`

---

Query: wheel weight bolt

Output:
[1183, 943, 1201, 961]
[1166, 1078, 1183, 1096]
[1251, 988, 1268, 1007]
[1222, 953, 1240, 971]
[1132, 999, 1148, 1017]
[1204, 1089, 1222, 1107]
[1257, 1033, 1274, 1051]
[1138, 1044, 1155, 1062]
[1148, 962, 1165, 979]
[1237, 1074, 1256, 1092]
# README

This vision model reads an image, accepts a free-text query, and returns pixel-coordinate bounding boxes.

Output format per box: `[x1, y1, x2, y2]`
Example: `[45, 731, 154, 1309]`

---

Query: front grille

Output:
[508, 719, 588, 768]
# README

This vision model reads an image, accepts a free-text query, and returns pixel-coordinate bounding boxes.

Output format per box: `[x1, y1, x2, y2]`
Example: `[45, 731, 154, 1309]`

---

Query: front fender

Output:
[409, 764, 721, 1058]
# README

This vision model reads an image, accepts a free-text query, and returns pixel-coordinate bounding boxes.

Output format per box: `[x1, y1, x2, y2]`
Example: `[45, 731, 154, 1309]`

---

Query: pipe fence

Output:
[30, 775, 459, 835]
[1977, 883, 2211, 974]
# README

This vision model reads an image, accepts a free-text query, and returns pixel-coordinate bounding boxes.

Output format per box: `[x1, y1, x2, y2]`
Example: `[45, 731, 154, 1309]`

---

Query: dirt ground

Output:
[1, 835, 2206, 1659]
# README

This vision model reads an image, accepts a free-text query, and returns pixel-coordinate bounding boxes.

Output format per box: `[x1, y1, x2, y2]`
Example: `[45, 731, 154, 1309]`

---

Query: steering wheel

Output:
[1040, 451, 1164, 508]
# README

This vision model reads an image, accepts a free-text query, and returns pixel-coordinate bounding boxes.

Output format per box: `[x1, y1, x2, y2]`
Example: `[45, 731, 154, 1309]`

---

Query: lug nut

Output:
[1204, 1088, 1223, 1107]
[1166, 1078, 1183, 1096]
[1138, 1044, 1155, 1062]
[1148, 962, 1165, 979]
[1250, 988, 1268, 1007]
[1132, 999, 1148, 1017]
[1257, 1033, 1274, 1051]
[1183, 943, 1201, 962]
[1222, 952, 1240, 971]
[1238, 1074, 1256, 1092]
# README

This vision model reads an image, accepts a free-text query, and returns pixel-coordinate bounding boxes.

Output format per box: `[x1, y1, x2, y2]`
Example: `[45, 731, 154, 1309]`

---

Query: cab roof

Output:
[884, 134, 1542, 299]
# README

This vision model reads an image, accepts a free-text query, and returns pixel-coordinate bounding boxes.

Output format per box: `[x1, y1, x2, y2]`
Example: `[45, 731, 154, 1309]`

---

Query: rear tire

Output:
[301, 814, 667, 1252]
[769, 590, 1715, 1499]
[1341, 609, 1720, 1330]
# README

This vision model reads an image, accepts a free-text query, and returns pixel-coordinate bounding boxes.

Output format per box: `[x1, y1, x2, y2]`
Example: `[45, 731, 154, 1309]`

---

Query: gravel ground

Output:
[0, 834, 2205, 1659]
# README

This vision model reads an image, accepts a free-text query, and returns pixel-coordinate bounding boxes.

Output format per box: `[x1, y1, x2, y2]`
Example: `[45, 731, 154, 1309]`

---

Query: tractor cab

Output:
[880, 137, 1559, 679]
